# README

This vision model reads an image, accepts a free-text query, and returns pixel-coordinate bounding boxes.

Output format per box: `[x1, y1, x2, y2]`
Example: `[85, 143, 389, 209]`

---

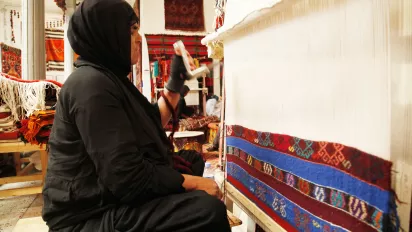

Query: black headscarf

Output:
[67, 0, 172, 163]
[68, 0, 139, 77]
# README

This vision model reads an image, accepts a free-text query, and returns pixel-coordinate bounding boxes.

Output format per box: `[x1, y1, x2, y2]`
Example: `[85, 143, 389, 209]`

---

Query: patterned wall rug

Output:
[225, 125, 399, 232]
[0, 43, 21, 79]
[45, 29, 65, 72]
[164, 0, 205, 32]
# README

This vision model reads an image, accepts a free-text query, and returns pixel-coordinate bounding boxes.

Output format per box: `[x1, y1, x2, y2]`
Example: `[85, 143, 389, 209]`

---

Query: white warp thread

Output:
[0, 74, 61, 120]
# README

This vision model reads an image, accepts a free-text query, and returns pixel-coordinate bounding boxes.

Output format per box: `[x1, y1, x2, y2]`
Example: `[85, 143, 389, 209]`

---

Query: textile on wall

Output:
[164, 0, 205, 32]
[0, 43, 22, 78]
[226, 125, 398, 232]
[145, 34, 208, 61]
[46, 29, 65, 72]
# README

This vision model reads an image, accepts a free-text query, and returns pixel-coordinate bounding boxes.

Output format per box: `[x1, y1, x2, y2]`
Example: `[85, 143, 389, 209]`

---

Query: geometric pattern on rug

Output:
[226, 125, 399, 232]
[164, 0, 205, 32]
[145, 34, 208, 61]
[0, 43, 22, 79]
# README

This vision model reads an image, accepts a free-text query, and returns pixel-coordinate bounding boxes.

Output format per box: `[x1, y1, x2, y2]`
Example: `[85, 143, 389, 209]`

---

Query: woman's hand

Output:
[182, 174, 223, 199]
[165, 46, 196, 93]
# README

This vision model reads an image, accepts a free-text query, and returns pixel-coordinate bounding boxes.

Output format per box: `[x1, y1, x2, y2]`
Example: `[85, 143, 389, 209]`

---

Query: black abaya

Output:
[42, 0, 229, 231]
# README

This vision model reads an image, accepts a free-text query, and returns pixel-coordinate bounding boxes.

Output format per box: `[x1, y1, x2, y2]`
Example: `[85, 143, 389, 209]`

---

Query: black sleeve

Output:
[74, 88, 185, 204]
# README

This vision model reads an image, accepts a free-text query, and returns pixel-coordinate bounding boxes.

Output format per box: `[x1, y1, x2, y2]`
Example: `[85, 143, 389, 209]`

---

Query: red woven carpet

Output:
[164, 0, 205, 32]
[0, 43, 21, 78]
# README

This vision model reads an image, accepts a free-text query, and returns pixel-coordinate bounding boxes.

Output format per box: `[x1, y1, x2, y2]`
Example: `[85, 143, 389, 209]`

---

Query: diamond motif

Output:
[292, 137, 314, 159]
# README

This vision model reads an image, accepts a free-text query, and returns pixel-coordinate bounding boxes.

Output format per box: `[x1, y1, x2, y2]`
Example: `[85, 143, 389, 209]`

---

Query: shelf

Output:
[0, 142, 46, 153]
[0, 143, 48, 197]
[0, 185, 43, 198]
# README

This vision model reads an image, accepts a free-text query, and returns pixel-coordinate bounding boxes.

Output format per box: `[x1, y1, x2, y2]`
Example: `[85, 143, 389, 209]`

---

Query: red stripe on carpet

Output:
[228, 155, 376, 232]
[0, 112, 11, 119]
[227, 125, 392, 191]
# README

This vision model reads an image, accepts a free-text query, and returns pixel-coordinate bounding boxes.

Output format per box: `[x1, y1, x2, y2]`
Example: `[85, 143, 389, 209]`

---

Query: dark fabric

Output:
[42, 0, 192, 230]
[68, 0, 138, 77]
[212, 127, 220, 149]
[177, 97, 195, 119]
[165, 55, 187, 93]
[50, 191, 230, 232]
[174, 149, 205, 176]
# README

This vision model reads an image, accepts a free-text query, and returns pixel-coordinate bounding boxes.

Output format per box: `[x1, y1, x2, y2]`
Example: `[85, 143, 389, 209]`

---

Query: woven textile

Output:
[46, 29, 65, 71]
[180, 116, 219, 131]
[145, 34, 208, 61]
[0, 43, 22, 78]
[164, 0, 205, 32]
[18, 110, 55, 145]
[226, 125, 399, 232]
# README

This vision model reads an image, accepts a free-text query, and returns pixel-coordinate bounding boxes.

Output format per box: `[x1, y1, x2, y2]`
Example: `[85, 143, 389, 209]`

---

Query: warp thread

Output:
[0, 73, 61, 121]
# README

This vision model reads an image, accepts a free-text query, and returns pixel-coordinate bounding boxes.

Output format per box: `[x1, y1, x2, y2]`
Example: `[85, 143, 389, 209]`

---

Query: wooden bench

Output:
[0, 142, 48, 197]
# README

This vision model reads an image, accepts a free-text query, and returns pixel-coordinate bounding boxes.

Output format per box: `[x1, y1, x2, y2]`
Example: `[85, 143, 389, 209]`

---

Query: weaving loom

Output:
[203, 0, 412, 231]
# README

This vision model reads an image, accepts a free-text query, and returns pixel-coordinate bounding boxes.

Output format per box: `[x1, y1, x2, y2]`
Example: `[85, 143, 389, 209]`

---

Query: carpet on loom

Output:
[226, 125, 399, 232]
[0, 43, 22, 78]
[164, 0, 205, 32]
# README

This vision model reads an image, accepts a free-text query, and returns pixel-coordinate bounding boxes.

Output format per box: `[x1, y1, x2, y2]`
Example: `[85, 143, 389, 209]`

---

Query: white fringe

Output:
[0, 73, 61, 121]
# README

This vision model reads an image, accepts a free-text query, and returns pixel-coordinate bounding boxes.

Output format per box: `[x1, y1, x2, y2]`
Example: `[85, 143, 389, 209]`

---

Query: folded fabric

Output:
[0, 104, 11, 113]
[0, 130, 19, 140]
[179, 116, 220, 131]
[0, 112, 10, 119]
[0, 120, 14, 129]
[0, 115, 12, 123]
[18, 110, 55, 145]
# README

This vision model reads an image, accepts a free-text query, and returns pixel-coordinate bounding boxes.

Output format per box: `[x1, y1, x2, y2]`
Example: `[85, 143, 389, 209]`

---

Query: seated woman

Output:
[42, 0, 230, 231]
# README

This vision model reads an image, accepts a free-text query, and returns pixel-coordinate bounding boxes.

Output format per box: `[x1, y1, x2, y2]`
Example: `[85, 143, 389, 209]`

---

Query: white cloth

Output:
[206, 99, 222, 119]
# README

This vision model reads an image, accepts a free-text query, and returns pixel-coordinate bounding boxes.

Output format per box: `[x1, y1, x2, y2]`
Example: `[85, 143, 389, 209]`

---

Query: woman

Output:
[42, 0, 230, 231]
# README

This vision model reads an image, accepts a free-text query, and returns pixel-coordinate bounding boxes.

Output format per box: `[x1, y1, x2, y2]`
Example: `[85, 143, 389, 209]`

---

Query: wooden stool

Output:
[0, 142, 48, 197]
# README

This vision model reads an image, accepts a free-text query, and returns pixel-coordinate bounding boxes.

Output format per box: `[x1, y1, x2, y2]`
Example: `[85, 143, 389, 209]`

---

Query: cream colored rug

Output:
[12, 217, 47, 232]
[0, 195, 36, 232]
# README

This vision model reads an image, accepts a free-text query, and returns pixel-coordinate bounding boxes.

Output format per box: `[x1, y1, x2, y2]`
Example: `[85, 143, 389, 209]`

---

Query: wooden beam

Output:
[0, 142, 45, 153]
[0, 174, 42, 185]
[40, 150, 48, 181]
[225, 182, 286, 232]
[0, 186, 42, 197]
[18, 163, 35, 176]
[13, 153, 22, 176]
[20, 157, 31, 163]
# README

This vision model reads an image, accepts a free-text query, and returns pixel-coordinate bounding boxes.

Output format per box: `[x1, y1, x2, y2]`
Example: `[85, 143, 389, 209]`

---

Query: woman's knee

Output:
[196, 192, 228, 223]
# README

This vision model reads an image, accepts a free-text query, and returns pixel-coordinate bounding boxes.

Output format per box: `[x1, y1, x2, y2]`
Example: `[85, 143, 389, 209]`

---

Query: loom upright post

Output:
[64, 0, 77, 81]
